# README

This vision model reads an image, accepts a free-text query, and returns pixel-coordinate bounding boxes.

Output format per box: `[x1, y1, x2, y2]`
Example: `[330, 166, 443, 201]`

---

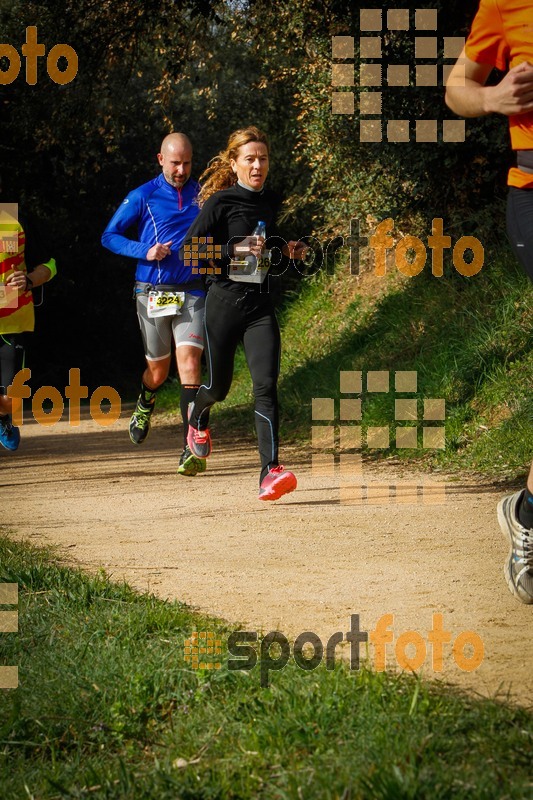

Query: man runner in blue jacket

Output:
[102, 133, 205, 476]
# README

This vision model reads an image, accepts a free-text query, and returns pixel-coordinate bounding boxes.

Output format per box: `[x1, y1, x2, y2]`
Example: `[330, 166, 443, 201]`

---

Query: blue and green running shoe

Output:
[0, 415, 20, 452]
[129, 397, 155, 445]
[177, 446, 206, 477]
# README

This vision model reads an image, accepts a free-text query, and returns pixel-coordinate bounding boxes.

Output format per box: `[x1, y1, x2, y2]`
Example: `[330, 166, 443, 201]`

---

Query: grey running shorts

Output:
[136, 292, 205, 361]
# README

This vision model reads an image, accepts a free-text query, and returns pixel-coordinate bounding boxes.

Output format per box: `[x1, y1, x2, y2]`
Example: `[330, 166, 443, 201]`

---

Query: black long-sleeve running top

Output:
[181, 182, 289, 294]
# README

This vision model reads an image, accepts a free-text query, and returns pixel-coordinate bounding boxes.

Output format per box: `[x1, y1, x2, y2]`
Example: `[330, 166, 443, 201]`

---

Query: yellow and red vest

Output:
[0, 210, 35, 334]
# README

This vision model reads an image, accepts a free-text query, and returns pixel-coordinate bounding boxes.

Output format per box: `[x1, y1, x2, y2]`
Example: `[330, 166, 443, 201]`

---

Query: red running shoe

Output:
[259, 466, 297, 501]
[187, 424, 212, 458]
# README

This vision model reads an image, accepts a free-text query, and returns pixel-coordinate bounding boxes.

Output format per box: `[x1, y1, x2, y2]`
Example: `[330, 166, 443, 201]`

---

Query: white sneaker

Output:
[497, 490, 533, 604]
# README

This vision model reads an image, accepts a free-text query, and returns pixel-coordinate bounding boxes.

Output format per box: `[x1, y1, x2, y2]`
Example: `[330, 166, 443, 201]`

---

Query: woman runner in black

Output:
[183, 126, 307, 500]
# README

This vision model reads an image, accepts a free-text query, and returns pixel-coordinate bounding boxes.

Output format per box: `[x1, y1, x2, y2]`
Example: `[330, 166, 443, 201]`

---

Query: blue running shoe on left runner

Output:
[0, 416, 20, 451]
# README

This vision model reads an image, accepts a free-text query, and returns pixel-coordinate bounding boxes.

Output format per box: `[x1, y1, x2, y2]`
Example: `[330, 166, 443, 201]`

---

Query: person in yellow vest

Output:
[0, 204, 56, 451]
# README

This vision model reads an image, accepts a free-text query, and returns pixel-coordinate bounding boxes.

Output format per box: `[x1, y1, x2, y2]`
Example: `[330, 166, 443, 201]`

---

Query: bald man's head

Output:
[158, 133, 193, 189]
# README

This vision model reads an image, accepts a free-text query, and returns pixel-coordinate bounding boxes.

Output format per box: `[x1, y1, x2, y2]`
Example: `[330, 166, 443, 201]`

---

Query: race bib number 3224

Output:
[147, 290, 185, 318]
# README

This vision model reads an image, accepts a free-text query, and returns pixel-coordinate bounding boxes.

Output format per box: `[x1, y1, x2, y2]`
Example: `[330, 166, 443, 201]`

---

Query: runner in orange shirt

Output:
[446, 0, 533, 604]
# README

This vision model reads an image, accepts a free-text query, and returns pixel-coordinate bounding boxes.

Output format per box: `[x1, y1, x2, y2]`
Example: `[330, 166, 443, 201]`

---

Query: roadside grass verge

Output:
[160, 244, 532, 482]
[1, 536, 532, 799]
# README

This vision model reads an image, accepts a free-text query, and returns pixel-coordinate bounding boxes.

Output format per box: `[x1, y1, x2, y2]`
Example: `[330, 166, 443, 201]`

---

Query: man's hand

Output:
[282, 240, 309, 260]
[485, 61, 533, 116]
[146, 240, 172, 261]
[446, 50, 533, 118]
[6, 270, 29, 291]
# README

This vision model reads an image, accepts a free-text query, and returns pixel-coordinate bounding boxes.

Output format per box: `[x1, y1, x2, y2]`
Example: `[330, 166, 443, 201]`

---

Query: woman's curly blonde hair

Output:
[198, 126, 269, 206]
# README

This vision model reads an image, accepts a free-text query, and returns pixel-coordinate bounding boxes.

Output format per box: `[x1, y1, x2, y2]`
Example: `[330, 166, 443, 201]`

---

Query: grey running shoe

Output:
[177, 446, 206, 477]
[497, 490, 533, 605]
[129, 397, 155, 445]
[186, 401, 212, 458]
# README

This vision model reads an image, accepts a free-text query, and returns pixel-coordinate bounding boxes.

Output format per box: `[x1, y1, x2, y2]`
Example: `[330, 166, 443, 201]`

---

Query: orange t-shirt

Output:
[465, 0, 533, 187]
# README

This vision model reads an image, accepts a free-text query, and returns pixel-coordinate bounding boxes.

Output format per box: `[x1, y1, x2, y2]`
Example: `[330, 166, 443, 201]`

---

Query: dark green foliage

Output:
[1, 0, 529, 476]
[1, 0, 517, 391]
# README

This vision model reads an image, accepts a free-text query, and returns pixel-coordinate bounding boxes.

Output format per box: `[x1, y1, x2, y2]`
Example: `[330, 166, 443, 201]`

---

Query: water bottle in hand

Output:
[245, 220, 267, 271]
[230, 220, 270, 284]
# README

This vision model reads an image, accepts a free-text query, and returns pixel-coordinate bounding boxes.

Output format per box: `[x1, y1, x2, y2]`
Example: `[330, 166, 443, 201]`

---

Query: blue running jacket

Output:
[102, 174, 202, 289]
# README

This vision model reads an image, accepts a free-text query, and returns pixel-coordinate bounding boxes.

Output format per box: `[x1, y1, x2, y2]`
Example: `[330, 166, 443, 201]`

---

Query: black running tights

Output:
[507, 186, 533, 284]
[0, 334, 25, 405]
[191, 285, 281, 478]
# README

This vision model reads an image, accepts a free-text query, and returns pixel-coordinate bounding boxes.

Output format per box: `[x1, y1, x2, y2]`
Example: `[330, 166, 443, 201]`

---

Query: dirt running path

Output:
[2, 410, 532, 704]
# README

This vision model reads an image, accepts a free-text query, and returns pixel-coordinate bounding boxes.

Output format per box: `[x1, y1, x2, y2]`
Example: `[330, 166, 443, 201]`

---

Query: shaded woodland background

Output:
[1, 0, 511, 394]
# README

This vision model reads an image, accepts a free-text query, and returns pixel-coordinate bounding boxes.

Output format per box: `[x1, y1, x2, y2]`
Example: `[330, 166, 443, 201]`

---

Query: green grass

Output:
[160, 243, 532, 482]
[1, 536, 532, 799]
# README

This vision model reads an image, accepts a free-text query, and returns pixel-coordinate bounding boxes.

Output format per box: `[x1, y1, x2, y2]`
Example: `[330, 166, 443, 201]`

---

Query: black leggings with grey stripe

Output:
[507, 186, 533, 284]
[190, 283, 281, 482]
[0, 333, 25, 401]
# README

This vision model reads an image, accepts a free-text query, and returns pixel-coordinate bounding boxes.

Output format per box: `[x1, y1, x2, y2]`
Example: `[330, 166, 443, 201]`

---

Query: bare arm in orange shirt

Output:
[445, 47, 533, 118]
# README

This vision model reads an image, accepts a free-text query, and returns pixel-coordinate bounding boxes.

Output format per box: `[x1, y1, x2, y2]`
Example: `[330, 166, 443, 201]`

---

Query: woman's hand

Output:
[283, 240, 309, 260]
[233, 235, 265, 259]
